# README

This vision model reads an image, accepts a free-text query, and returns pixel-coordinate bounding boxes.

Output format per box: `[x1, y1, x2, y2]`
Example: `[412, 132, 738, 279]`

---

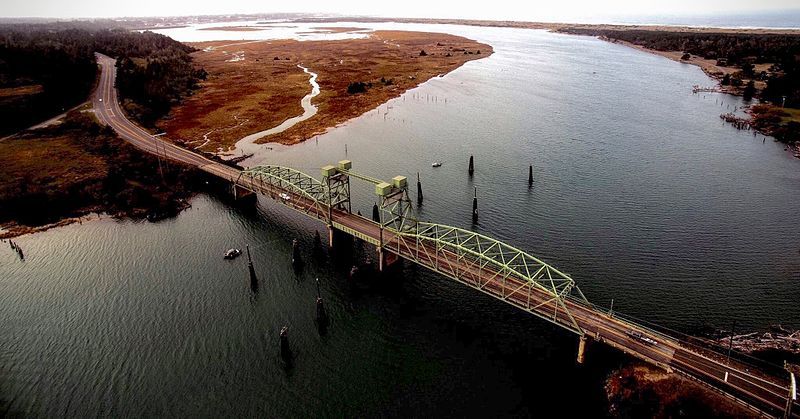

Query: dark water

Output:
[2, 26, 799, 417]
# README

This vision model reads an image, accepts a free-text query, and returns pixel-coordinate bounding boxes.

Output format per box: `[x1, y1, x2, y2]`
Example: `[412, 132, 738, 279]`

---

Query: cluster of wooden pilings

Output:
[720, 112, 752, 130]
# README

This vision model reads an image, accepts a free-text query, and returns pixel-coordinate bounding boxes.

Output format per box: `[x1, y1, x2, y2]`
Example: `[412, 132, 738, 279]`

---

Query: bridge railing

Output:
[565, 294, 790, 381]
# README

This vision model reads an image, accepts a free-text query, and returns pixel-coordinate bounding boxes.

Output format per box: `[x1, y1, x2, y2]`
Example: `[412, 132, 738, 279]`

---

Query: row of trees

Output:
[560, 28, 800, 107]
[0, 22, 205, 134]
[116, 47, 207, 126]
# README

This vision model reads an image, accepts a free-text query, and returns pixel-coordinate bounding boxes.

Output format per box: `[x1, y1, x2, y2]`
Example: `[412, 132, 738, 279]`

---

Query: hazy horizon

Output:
[2, 11, 800, 30]
[3, 0, 800, 24]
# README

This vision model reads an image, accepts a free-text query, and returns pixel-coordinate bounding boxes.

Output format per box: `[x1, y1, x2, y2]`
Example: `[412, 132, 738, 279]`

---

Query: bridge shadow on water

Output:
[202, 190, 637, 416]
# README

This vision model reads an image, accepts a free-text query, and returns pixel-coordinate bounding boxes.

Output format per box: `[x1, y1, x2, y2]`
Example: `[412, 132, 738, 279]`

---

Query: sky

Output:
[3, 0, 799, 21]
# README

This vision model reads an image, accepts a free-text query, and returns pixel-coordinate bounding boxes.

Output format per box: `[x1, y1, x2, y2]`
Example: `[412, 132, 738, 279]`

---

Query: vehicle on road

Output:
[626, 330, 658, 346]
[279, 193, 291, 201]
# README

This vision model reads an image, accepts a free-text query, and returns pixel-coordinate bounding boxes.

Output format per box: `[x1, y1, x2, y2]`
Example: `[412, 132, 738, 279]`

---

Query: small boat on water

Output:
[224, 248, 242, 260]
[431, 161, 442, 167]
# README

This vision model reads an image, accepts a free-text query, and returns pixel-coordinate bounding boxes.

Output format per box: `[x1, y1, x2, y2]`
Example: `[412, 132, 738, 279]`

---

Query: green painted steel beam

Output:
[238, 163, 586, 334]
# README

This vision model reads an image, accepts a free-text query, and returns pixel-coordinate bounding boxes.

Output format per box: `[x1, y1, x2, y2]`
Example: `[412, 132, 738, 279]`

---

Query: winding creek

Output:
[231, 65, 320, 157]
[2, 22, 799, 417]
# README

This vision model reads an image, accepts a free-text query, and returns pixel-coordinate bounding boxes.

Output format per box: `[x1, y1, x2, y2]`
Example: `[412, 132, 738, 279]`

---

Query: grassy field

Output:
[0, 111, 201, 237]
[0, 125, 109, 195]
[159, 30, 492, 152]
[780, 106, 800, 124]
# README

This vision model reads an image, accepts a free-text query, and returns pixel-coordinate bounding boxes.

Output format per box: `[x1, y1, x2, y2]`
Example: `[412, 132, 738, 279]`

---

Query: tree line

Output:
[0, 22, 205, 135]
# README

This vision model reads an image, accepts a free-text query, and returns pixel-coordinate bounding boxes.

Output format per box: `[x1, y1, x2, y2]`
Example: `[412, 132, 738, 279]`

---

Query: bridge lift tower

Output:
[321, 160, 353, 247]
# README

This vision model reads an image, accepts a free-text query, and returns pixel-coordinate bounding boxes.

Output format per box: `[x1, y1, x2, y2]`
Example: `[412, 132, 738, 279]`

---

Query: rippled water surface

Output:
[2, 23, 799, 417]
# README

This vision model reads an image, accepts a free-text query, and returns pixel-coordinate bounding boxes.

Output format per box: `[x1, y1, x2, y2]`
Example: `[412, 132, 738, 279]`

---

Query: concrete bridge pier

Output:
[377, 247, 400, 272]
[326, 226, 353, 250]
[577, 335, 588, 364]
[231, 183, 256, 203]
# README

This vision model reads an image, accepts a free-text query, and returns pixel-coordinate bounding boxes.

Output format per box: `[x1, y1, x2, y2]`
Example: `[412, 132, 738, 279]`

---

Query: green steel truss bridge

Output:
[233, 161, 796, 418]
[93, 54, 795, 417]
[236, 162, 588, 334]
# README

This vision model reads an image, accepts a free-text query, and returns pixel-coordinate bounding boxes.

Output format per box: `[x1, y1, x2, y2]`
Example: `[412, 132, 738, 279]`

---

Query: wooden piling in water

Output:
[468, 155, 474, 176]
[372, 203, 380, 223]
[472, 187, 478, 222]
[247, 244, 258, 293]
[292, 239, 302, 266]
[528, 165, 533, 185]
[280, 326, 291, 359]
[315, 278, 328, 326]
[417, 172, 423, 204]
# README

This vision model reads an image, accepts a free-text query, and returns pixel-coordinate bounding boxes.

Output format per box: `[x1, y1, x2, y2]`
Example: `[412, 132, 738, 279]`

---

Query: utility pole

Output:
[785, 362, 797, 419]
[153, 133, 166, 182]
[726, 319, 737, 364]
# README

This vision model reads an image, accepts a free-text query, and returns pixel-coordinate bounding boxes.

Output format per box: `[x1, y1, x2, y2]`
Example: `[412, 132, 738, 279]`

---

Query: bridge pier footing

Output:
[326, 226, 352, 250]
[377, 248, 400, 272]
[231, 184, 256, 204]
[577, 335, 588, 364]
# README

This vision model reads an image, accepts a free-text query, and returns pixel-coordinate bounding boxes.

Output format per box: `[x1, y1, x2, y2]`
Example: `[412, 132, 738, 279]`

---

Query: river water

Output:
[2, 23, 799, 417]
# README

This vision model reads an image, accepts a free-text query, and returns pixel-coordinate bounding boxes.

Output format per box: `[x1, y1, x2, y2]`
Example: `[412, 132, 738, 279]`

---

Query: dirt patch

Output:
[0, 84, 44, 98]
[159, 30, 492, 152]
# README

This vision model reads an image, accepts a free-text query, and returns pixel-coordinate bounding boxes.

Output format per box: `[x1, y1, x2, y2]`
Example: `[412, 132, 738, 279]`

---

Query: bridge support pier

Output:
[231, 184, 256, 203]
[328, 225, 335, 248]
[577, 335, 588, 364]
[377, 248, 400, 272]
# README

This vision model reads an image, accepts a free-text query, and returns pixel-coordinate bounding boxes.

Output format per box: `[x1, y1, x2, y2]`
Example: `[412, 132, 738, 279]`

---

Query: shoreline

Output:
[291, 16, 800, 35]
[161, 30, 492, 153]
[1, 212, 106, 239]
[581, 33, 799, 153]
[605, 38, 742, 95]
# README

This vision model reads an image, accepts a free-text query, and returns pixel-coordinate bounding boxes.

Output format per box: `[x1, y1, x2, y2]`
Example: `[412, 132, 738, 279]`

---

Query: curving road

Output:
[92, 53, 795, 418]
[93, 53, 240, 181]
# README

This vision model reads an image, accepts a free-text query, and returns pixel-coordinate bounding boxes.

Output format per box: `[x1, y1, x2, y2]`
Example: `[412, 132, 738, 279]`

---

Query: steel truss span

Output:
[390, 222, 589, 333]
[239, 165, 587, 333]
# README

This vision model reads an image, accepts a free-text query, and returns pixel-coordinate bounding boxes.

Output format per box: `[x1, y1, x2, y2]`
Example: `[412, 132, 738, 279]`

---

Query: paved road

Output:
[93, 53, 795, 417]
[93, 53, 239, 181]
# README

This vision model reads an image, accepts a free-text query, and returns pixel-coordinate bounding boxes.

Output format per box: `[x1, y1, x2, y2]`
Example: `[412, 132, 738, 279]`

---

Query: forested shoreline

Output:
[0, 22, 205, 134]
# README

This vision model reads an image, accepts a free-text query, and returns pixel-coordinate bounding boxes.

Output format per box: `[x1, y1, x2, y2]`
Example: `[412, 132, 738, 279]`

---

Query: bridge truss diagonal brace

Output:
[238, 165, 339, 223]
[391, 222, 588, 335]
